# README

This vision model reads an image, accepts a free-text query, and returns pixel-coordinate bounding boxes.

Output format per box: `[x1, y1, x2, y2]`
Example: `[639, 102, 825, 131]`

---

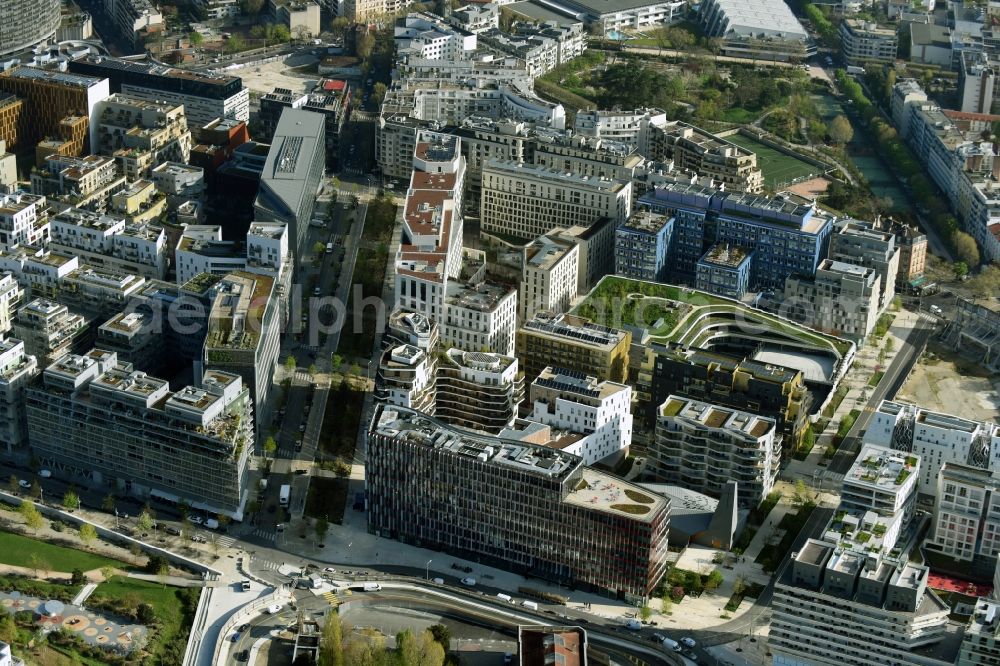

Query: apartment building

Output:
[0, 191, 50, 252]
[395, 13, 477, 61]
[11, 298, 86, 367]
[548, 0, 685, 35]
[615, 211, 673, 283]
[435, 348, 524, 434]
[640, 183, 833, 291]
[0, 273, 20, 335]
[574, 108, 667, 149]
[524, 366, 632, 465]
[0, 338, 37, 452]
[519, 234, 579, 322]
[269, 0, 321, 37]
[840, 444, 920, 552]
[441, 279, 517, 357]
[384, 308, 439, 353]
[258, 83, 351, 169]
[840, 20, 899, 66]
[96, 311, 161, 374]
[94, 95, 192, 180]
[645, 121, 763, 193]
[531, 131, 644, 186]
[367, 404, 671, 602]
[26, 351, 252, 518]
[374, 343, 437, 414]
[695, 243, 752, 300]
[959, 51, 997, 115]
[254, 109, 324, 273]
[770, 539, 952, 666]
[959, 598, 1000, 665]
[865, 400, 1000, 495]
[30, 154, 126, 213]
[203, 271, 280, 435]
[101, 0, 162, 48]
[640, 343, 812, 448]
[0, 66, 109, 153]
[517, 312, 631, 385]
[55, 266, 146, 318]
[48, 207, 167, 280]
[0, 0, 60, 56]
[481, 160, 631, 240]
[830, 220, 900, 310]
[652, 395, 779, 508]
[512, 21, 587, 66]
[69, 55, 249, 126]
[928, 463, 1000, 563]
[193, 0, 240, 19]
[109, 180, 165, 226]
[0, 246, 79, 298]
[784, 259, 882, 344]
[449, 4, 498, 34]
[150, 162, 204, 203]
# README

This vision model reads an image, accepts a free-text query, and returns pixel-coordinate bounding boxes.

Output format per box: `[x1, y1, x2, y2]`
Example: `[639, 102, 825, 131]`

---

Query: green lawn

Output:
[0, 531, 126, 572]
[724, 133, 820, 188]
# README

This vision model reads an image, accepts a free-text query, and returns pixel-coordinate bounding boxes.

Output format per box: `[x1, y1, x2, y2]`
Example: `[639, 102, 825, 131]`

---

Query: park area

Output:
[725, 133, 822, 189]
[0, 522, 199, 665]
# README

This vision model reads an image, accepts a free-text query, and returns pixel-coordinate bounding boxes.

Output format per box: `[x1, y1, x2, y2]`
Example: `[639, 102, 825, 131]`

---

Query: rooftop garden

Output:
[573, 277, 852, 358]
[610, 503, 651, 515]
[624, 489, 655, 504]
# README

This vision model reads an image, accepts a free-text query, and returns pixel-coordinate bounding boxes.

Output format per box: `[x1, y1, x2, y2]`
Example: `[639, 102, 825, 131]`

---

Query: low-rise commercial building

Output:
[652, 395, 779, 507]
[367, 405, 670, 602]
[26, 351, 252, 519]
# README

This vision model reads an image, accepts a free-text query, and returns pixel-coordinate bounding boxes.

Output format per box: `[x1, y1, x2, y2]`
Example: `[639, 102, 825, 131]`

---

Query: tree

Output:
[137, 603, 156, 624]
[639, 605, 652, 621]
[373, 82, 387, 106]
[313, 241, 327, 256]
[828, 115, 854, 145]
[285, 355, 297, 372]
[180, 517, 193, 540]
[71, 568, 85, 585]
[102, 494, 116, 513]
[356, 32, 375, 59]
[705, 569, 724, 591]
[885, 337, 895, 353]
[330, 17, 350, 39]
[792, 479, 808, 507]
[332, 354, 343, 372]
[137, 510, 155, 534]
[397, 629, 445, 666]
[19, 501, 43, 532]
[226, 35, 246, 54]
[27, 552, 49, 577]
[659, 592, 672, 615]
[188, 31, 203, 47]
[315, 516, 329, 545]
[62, 490, 80, 511]
[733, 576, 747, 597]
[954, 261, 970, 278]
[100, 565, 116, 582]
[969, 265, 1000, 300]
[263, 436, 278, 459]
[428, 624, 451, 652]
[273, 24, 291, 42]
[953, 231, 981, 267]
[145, 554, 169, 575]
[239, 0, 264, 13]
[79, 523, 97, 545]
[317, 612, 344, 666]
[308, 363, 318, 377]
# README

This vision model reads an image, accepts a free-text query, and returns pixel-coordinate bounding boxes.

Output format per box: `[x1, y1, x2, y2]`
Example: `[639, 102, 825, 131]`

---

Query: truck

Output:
[279, 484, 291, 507]
[363, 583, 382, 592]
[521, 600, 538, 611]
[496, 593, 513, 603]
[846, 65, 866, 75]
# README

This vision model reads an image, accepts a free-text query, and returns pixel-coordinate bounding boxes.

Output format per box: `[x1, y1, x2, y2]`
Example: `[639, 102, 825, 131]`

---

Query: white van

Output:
[662, 637, 681, 652]
[930, 304, 943, 316]
[521, 600, 538, 611]
[624, 618, 642, 631]
[363, 582, 382, 592]
[496, 593, 513, 603]
[205, 518, 219, 530]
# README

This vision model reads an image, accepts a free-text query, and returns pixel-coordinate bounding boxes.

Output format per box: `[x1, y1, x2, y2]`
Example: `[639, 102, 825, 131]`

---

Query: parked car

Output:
[189, 516, 203, 525]
[460, 577, 476, 586]
[681, 636, 697, 648]
[235, 650, 250, 662]
[266, 604, 283, 614]
[38, 470, 51, 478]
[17, 480, 30, 489]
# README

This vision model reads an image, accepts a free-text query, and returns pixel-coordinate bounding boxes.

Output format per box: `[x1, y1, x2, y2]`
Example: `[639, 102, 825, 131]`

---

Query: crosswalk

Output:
[214, 535, 237, 548]
[247, 527, 277, 541]
[255, 559, 283, 572]
[322, 591, 340, 605]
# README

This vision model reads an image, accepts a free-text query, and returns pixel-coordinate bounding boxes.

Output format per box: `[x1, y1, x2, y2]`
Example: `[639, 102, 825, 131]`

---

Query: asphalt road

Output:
[827, 315, 935, 475]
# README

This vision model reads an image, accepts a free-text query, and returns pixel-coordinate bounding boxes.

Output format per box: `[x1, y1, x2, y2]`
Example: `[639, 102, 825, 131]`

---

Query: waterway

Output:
[811, 92, 912, 212]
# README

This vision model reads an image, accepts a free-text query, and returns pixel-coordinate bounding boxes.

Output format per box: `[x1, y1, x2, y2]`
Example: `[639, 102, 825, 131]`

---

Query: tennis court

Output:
[724, 133, 820, 189]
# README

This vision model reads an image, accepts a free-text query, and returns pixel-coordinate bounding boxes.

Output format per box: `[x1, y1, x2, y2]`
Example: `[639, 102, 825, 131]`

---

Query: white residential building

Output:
[374, 343, 437, 415]
[865, 400, 1000, 495]
[0, 192, 49, 251]
[175, 226, 247, 285]
[49, 207, 167, 280]
[395, 13, 477, 61]
[442, 279, 517, 357]
[11, 298, 86, 367]
[652, 394, 780, 508]
[0, 338, 37, 452]
[519, 233, 579, 321]
[840, 444, 920, 552]
[150, 162, 204, 202]
[0, 274, 20, 335]
[524, 366, 632, 465]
